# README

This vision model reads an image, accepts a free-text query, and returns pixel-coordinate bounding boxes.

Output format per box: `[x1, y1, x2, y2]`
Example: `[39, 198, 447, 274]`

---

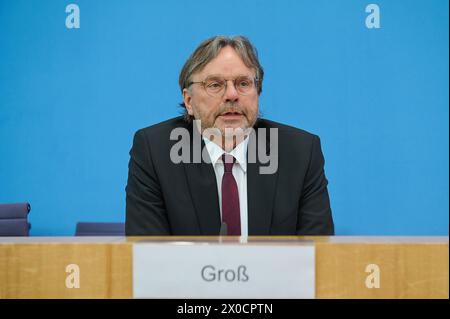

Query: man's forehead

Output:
[195, 46, 255, 78]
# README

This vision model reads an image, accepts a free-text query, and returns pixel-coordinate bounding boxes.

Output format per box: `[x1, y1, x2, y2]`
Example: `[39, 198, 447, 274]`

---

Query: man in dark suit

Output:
[126, 35, 334, 236]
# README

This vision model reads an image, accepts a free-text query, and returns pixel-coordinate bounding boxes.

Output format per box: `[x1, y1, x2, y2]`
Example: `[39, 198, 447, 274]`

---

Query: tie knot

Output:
[222, 154, 235, 172]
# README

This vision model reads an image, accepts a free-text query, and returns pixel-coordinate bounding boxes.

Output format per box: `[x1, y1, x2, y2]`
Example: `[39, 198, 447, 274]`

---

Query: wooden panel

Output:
[0, 242, 132, 298]
[0, 237, 447, 298]
[316, 242, 449, 298]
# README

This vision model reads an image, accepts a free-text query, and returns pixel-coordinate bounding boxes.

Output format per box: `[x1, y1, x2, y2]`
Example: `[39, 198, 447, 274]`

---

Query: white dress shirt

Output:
[203, 137, 249, 236]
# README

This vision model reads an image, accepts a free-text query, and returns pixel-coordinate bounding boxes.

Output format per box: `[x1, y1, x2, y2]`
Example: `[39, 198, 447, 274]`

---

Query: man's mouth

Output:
[219, 111, 243, 119]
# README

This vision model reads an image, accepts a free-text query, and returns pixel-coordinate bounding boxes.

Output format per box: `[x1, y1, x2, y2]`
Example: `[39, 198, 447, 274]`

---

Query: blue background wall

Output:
[0, 0, 448, 235]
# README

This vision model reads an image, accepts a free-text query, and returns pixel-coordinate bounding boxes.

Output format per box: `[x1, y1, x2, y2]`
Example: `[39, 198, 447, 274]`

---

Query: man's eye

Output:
[239, 81, 250, 87]
[208, 82, 223, 89]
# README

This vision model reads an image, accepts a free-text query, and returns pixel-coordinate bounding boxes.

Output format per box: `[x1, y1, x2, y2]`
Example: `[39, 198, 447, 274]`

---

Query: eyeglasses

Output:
[188, 75, 259, 97]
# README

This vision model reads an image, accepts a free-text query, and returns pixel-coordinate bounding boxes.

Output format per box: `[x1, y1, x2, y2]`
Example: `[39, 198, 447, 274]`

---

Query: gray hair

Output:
[179, 35, 264, 121]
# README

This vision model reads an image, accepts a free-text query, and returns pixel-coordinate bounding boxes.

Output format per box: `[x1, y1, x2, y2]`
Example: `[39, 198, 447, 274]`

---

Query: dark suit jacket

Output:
[125, 116, 334, 236]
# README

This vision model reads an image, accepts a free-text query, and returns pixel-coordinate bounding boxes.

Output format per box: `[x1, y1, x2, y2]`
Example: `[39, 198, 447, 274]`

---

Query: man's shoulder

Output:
[255, 118, 318, 141]
[256, 118, 323, 162]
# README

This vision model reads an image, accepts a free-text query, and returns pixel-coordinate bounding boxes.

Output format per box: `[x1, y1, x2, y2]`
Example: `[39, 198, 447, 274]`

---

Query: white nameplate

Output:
[133, 241, 315, 299]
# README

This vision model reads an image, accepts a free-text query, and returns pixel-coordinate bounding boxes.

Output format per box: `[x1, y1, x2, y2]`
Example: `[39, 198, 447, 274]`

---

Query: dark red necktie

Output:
[221, 154, 241, 235]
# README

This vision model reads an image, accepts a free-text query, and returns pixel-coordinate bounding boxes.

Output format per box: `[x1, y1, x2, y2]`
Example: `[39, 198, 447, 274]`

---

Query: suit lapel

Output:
[247, 121, 279, 235]
[183, 125, 221, 235]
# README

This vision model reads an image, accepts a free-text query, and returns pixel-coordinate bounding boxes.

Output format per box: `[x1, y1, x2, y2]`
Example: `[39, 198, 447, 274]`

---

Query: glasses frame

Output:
[188, 75, 259, 97]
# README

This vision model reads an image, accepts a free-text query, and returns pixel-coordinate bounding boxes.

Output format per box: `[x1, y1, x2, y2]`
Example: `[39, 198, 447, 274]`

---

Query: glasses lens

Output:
[235, 77, 254, 94]
[205, 78, 225, 95]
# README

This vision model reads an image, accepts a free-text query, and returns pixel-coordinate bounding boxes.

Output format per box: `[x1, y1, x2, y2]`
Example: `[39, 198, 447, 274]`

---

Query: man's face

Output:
[183, 46, 259, 136]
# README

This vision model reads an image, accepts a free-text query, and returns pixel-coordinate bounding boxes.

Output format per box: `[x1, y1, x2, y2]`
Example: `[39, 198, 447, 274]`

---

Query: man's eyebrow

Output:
[204, 74, 223, 79]
[204, 73, 255, 79]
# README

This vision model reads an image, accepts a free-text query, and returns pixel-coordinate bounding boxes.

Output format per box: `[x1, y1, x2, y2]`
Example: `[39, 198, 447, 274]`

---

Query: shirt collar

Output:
[203, 136, 249, 173]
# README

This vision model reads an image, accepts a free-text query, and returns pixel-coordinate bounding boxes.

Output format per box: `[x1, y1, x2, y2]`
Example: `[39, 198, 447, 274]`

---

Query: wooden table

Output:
[0, 236, 448, 298]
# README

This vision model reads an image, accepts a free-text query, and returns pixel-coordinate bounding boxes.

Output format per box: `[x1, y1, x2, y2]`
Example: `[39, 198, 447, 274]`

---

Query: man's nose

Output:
[223, 80, 239, 102]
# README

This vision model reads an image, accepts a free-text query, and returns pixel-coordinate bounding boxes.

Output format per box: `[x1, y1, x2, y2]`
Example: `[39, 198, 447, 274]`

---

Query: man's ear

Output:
[182, 88, 194, 116]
